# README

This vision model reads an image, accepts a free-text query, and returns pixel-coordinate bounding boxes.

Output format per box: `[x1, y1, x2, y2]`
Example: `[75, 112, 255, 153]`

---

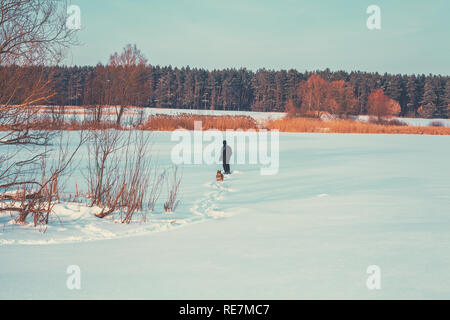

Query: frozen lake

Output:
[1, 132, 450, 298]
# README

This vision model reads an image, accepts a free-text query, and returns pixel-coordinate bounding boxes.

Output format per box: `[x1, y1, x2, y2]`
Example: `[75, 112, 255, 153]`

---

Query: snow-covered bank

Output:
[356, 115, 450, 127]
[35, 105, 450, 127]
[0, 180, 237, 246]
[1, 132, 450, 299]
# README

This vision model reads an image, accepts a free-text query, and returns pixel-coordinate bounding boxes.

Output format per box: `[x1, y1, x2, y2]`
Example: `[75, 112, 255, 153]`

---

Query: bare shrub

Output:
[164, 166, 182, 213]
[0, 132, 86, 230]
[136, 107, 146, 127]
[385, 119, 408, 126]
[87, 130, 164, 223]
[118, 131, 153, 224]
[148, 169, 166, 214]
[49, 105, 66, 123]
[86, 129, 126, 208]
[285, 99, 299, 118]
[429, 121, 444, 127]
[86, 105, 104, 123]
[94, 183, 126, 219]
[368, 118, 408, 126]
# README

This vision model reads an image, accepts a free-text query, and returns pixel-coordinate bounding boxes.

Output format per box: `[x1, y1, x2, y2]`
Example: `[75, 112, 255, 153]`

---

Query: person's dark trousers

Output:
[223, 163, 231, 174]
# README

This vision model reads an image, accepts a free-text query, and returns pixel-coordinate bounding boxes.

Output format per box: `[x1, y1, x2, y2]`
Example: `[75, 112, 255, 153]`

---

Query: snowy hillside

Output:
[1, 132, 450, 299]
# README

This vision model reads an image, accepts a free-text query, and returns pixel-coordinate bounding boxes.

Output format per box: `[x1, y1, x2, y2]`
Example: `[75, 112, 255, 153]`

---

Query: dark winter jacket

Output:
[220, 145, 232, 164]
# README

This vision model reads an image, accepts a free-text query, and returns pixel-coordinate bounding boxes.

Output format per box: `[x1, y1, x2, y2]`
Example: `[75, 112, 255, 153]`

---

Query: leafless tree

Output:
[0, 0, 77, 205]
[49, 104, 66, 123]
[86, 105, 104, 123]
[0, 0, 75, 66]
[108, 44, 147, 125]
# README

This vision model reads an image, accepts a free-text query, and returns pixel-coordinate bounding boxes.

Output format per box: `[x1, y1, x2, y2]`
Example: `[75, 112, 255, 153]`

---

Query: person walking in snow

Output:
[220, 140, 232, 174]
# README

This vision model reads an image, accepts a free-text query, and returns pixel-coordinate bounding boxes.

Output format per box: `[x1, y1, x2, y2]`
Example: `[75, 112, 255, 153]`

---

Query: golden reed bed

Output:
[265, 117, 450, 135]
[1, 114, 449, 135]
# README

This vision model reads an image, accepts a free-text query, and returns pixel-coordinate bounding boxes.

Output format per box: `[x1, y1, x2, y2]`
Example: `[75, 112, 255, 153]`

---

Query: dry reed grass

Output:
[139, 115, 258, 131]
[0, 111, 449, 135]
[266, 117, 450, 135]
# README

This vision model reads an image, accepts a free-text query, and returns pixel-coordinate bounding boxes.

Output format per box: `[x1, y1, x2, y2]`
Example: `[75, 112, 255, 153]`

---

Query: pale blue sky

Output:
[66, 0, 449, 75]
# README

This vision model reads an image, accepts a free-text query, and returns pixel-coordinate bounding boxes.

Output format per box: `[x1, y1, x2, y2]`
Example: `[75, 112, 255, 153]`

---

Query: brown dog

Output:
[216, 170, 224, 182]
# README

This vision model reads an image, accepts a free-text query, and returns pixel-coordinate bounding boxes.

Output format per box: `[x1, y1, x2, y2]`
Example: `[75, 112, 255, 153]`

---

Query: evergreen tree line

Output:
[1, 65, 449, 118]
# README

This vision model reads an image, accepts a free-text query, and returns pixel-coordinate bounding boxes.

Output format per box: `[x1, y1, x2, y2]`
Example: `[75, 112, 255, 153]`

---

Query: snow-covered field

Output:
[1, 132, 450, 299]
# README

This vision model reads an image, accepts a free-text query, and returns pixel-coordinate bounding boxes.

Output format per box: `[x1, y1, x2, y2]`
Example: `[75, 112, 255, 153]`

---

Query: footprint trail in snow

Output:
[190, 173, 238, 219]
[0, 172, 241, 245]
